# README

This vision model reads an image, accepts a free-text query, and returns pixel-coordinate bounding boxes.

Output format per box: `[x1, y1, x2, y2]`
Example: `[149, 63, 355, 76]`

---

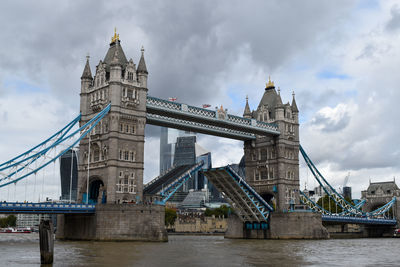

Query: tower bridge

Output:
[0, 31, 398, 240]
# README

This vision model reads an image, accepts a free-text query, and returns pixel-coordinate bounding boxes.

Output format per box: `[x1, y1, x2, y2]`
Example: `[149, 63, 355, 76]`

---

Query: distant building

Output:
[343, 186, 352, 200]
[361, 180, 400, 213]
[59, 149, 78, 201]
[16, 213, 54, 229]
[159, 127, 196, 174]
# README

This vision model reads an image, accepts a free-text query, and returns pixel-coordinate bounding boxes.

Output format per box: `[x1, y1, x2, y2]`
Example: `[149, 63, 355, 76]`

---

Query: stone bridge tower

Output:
[78, 30, 148, 204]
[243, 78, 300, 212]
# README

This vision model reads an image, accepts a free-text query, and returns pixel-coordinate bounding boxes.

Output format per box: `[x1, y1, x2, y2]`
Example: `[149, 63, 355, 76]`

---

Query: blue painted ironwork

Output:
[146, 96, 280, 137]
[0, 115, 81, 171]
[0, 202, 95, 214]
[300, 145, 364, 216]
[204, 166, 273, 223]
[225, 165, 273, 221]
[155, 161, 205, 205]
[322, 215, 397, 225]
[0, 104, 111, 187]
[300, 145, 397, 222]
[146, 113, 256, 140]
[299, 190, 330, 215]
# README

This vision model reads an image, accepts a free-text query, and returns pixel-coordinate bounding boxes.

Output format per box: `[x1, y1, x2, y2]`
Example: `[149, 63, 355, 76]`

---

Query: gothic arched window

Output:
[92, 144, 100, 162]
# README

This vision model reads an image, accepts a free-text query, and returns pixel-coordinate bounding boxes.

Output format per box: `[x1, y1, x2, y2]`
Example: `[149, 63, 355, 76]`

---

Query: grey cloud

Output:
[311, 111, 350, 133]
[0, 0, 356, 110]
[356, 43, 377, 60]
[2, 111, 8, 122]
[3, 0, 400, 193]
[386, 5, 400, 32]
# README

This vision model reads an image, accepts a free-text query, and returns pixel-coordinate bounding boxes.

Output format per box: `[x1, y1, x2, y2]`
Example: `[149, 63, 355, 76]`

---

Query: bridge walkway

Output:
[0, 202, 95, 214]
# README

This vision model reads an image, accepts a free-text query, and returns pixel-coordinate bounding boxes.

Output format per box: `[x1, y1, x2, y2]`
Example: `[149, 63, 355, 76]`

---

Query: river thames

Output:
[1, 234, 400, 266]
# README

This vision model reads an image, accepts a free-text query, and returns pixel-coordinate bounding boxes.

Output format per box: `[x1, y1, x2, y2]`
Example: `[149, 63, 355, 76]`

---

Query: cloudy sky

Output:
[0, 0, 399, 201]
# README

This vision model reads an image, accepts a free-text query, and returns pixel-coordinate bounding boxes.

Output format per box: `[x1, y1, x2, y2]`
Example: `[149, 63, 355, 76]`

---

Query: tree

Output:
[204, 205, 231, 218]
[316, 195, 354, 213]
[165, 208, 177, 226]
[0, 215, 17, 228]
[7, 215, 16, 227]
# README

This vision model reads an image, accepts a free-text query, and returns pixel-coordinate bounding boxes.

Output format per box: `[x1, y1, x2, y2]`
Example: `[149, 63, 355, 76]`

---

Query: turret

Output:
[80, 55, 92, 115]
[109, 41, 123, 82]
[137, 46, 148, 88]
[274, 86, 284, 121]
[243, 95, 252, 119]
[291, 91, 299, 122]
[81, 55, 93, 92]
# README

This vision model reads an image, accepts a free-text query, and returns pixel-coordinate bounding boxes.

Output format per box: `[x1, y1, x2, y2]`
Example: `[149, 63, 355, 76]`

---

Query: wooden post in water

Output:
[39, 219, 54, 264]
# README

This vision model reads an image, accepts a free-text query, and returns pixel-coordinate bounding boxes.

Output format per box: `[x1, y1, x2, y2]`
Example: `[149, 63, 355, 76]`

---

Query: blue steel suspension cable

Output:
[0, 104, 110, 187]
[0, 114, 81, 170]
[300, 145, 396, 218]
[0, 104, 110, 183]
[299, 145, 363, 215]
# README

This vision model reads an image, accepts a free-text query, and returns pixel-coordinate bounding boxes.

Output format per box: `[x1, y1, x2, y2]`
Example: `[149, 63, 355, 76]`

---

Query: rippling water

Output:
[1, 234, 400, 266]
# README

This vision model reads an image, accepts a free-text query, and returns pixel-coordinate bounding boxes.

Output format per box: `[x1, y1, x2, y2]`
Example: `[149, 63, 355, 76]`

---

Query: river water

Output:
[1, 234, 400, 266]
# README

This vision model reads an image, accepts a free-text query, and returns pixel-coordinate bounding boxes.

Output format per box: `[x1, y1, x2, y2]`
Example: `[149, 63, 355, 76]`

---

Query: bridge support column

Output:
[361, 225, 396, 238]
[225, 214, 269, 239]
[225, 212, 328, 239]
[269, 212, 328, 239]
[56, 204, 167, 241]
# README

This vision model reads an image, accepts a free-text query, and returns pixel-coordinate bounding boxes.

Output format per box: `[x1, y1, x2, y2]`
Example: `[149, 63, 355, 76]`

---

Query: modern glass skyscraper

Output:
[159, 127, 196, 174]
[59, 149, 78, 201]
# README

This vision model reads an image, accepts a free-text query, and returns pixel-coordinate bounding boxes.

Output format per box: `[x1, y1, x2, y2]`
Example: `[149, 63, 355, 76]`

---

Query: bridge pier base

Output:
[361, 225, 396, 238]
[225, 212, 329, 239]
[56, 204, 167, 241]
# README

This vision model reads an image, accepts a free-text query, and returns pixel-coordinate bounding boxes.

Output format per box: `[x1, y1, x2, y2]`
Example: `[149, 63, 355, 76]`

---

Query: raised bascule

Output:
[0, 31, 398, 241]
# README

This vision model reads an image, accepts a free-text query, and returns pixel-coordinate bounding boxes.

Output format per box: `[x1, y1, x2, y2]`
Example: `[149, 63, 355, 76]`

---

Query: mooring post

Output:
[39, 219, 54, 264]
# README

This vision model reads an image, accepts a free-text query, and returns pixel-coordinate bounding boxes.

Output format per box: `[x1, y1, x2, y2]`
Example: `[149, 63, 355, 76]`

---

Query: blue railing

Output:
[322, 215, 397, 225]
[0, 202, 96, 214]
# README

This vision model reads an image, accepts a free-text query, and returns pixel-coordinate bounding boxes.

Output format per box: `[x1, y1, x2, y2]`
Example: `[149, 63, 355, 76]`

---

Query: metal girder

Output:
[215, 171, 260, 221]
[204, 167, 273, 222]
[151, 162, 205, 204]
[209, 172, 253, 222]
[146, 113, 256, 141]
[146, 96, 280, 137]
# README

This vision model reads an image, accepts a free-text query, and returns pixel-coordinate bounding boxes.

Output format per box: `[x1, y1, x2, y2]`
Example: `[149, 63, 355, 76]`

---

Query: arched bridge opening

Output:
[89, 179, 104, 204]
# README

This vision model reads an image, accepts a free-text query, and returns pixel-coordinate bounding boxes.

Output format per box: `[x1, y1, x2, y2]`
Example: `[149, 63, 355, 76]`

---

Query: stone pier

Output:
[56, 204, 167, 241]
[225, 212, 329, 239]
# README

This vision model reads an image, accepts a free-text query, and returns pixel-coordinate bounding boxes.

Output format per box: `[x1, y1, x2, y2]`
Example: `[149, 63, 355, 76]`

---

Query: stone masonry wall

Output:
[56, 204, 167, 241]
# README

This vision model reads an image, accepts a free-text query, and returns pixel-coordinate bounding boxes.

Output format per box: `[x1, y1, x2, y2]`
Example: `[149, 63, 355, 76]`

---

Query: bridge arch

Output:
[260, 192, 275, 208]
[86, 177, 106, 204]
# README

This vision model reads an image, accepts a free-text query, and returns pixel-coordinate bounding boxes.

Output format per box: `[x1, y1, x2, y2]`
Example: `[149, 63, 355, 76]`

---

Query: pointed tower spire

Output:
[291, 91, 299, 113]
[81, 55, 93, 80]
[276, 91, 283, 107]
[137, 46, 148, 74]
[243, 95, 251, 118]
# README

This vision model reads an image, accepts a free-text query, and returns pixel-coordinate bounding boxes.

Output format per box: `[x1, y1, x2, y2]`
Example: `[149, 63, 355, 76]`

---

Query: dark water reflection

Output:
[1, 234, 400, 266]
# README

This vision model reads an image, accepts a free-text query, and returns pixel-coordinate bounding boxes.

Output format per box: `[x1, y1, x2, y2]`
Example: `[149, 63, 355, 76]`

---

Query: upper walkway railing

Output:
[146, 96, 280, 139]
